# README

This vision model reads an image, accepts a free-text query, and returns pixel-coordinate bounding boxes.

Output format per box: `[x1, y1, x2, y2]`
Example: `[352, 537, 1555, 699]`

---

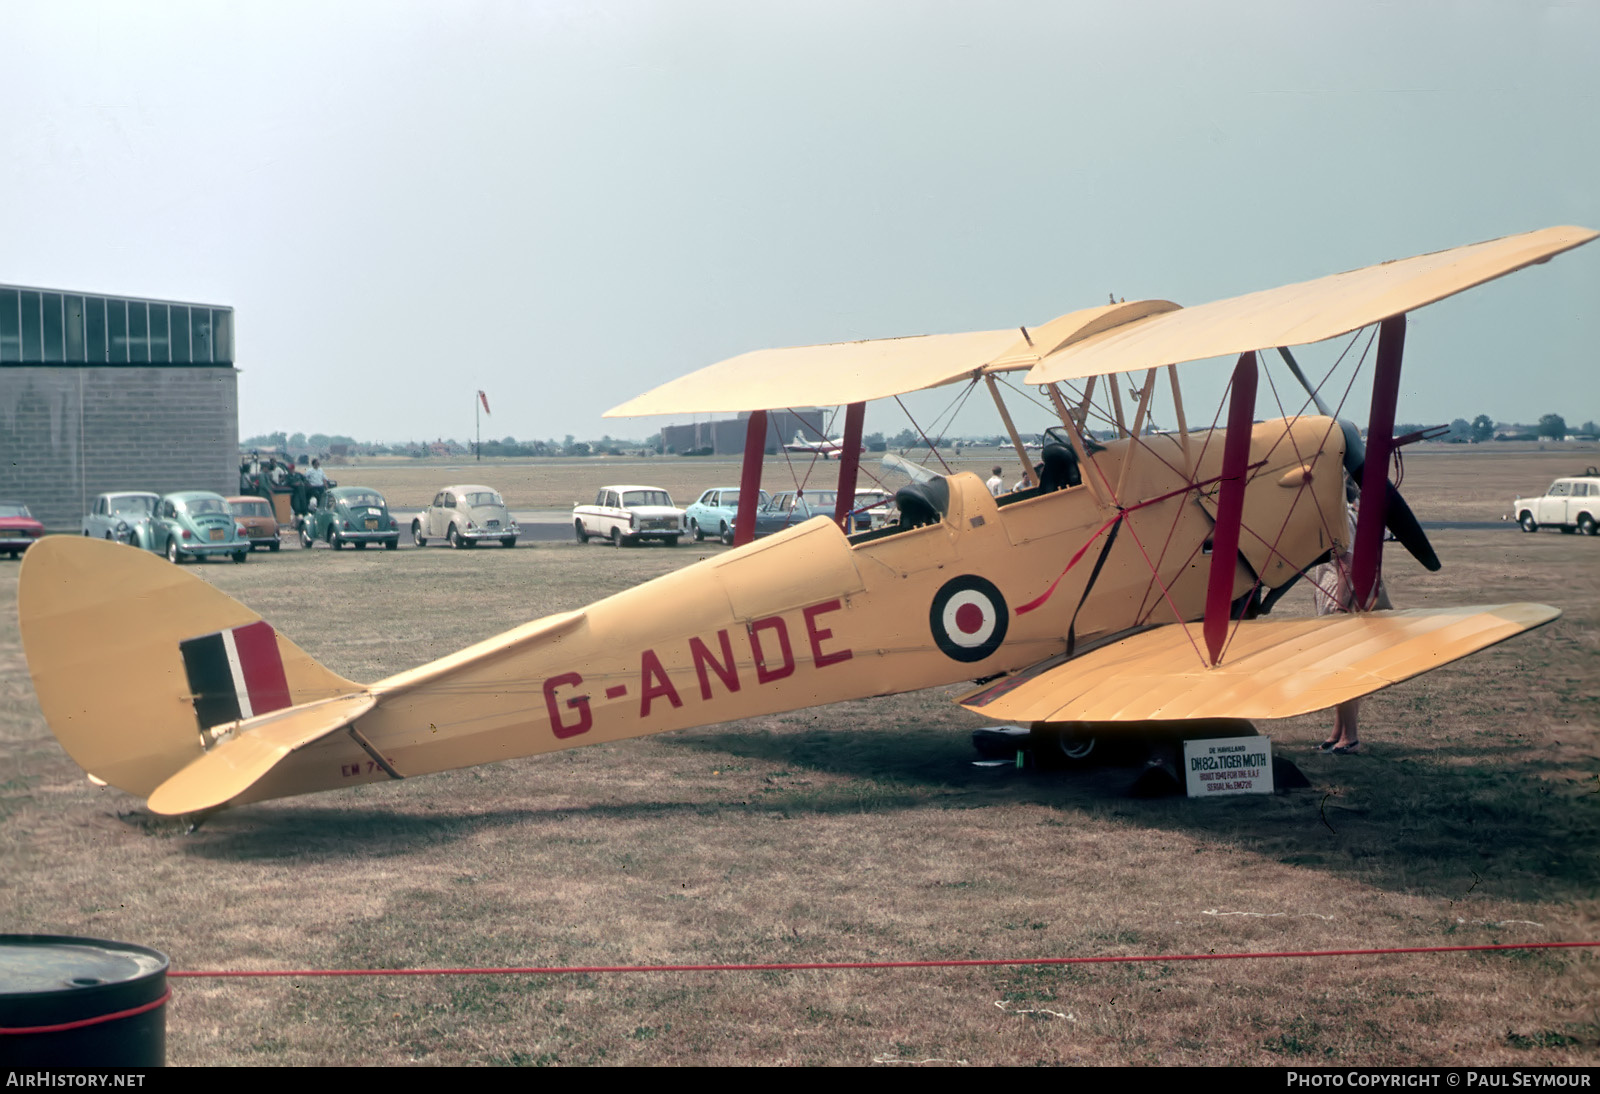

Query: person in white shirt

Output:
[985, 466, 1004, 497]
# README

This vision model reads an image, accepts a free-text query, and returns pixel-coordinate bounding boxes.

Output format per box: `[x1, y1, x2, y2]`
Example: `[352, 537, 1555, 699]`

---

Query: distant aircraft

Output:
[16, 225, 1594, 818]
[782, 433, 860, 460]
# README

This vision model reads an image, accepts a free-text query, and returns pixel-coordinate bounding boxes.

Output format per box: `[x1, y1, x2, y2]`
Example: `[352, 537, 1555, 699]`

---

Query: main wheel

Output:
[450, 525, 466, 549]
[1032, 724, 1098, 768]
[1580, 514, 1597, 536]
[691, 519, 704, 542]
[575, 520, 589, 544]
[610, 527, 623, 548]
[1519, 512, 1538, 533]
[720, 522, 733, 546]
[413, 520, 426, 547]
[166, 539, 184, 564]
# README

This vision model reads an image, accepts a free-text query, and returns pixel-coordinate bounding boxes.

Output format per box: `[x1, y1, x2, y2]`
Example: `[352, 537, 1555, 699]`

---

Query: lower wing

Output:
[959, 604, 1559, 723]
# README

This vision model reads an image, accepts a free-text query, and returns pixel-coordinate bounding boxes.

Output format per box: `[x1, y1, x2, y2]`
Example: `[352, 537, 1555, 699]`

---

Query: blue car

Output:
[129, 491, 251, 564]
[684, 487, 770, 545]
[754, 489, 894, 537]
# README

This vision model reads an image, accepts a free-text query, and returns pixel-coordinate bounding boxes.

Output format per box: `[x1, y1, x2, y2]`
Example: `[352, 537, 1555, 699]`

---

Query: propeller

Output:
[1277, 347, 1440, 573]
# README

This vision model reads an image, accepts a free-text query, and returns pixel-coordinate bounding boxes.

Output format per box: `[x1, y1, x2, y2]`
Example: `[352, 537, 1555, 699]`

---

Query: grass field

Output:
[2, 449, 1597, 1066]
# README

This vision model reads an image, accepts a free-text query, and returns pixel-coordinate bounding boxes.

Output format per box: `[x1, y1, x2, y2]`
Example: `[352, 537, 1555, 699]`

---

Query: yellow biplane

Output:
[18, 225, 1595, 817]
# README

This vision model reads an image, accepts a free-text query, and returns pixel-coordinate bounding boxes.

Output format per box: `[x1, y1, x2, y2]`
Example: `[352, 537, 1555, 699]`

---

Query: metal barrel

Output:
[0, 935, 170, 1066]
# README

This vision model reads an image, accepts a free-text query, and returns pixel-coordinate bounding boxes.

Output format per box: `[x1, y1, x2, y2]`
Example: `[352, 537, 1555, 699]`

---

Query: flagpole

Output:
[475, 391, 480, 461]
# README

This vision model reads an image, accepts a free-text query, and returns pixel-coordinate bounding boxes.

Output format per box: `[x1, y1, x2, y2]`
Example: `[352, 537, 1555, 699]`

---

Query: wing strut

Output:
[1352, 315, 1404, 608]
[831, 402, 866, 531]
[1204, 352, 1258, 665]
[734, 410, 767, 546]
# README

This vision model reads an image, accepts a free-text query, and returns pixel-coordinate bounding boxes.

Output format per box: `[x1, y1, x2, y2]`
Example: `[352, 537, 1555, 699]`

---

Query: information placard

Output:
[1183, 735, 1274, 797]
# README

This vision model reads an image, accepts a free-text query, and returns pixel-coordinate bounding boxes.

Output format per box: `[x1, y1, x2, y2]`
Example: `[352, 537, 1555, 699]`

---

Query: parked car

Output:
[298, 486, 401, 550]
[684, 487, 770, 545]
[573, 486, 684, 547]
[1512, 467, 1600, 535]
[227, 495, 282, 551]
[81, 491, 158, 543]
[128, 491, 251, 563]
[0, 500, 45, 560]
[413, 484, 519, 548]
[755, 489, 895, 537]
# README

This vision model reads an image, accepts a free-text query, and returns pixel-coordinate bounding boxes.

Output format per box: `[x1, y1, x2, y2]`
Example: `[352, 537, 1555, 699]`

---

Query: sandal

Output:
[1317, 738, 1340, 752]
[1331, 742, 1362, 755]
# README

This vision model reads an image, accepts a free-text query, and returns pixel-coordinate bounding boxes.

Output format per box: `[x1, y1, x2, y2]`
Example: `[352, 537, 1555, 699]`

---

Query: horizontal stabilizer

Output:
[147, 692, 377, 816]
[959, 604, 1560, 723]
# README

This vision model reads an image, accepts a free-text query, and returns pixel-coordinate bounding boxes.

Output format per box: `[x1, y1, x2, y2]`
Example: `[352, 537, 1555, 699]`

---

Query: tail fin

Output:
[19, 537, 363, 800]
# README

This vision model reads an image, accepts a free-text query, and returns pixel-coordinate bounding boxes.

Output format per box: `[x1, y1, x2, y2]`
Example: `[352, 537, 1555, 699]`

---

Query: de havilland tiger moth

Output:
[17, 225, 1596, 818]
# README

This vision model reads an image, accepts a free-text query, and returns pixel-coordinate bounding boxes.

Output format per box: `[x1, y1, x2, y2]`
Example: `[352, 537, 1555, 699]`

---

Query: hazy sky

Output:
[5, 1, 1596, 445]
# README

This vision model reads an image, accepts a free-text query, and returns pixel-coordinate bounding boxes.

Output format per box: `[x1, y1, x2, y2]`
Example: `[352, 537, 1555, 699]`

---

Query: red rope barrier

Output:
[166, 941, 1599, 979]
[0, 989, 170, 1035]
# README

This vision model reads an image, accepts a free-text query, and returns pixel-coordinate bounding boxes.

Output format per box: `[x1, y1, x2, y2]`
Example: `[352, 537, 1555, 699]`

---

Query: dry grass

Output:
[1, 449, 1596, 1066]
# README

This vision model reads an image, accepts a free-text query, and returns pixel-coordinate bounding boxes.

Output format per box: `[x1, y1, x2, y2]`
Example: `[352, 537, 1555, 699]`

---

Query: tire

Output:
[450, 525, 466, 550]
[575, 521, 589, 544]
[1559, 525, 1575, 535]
[232, 550, 248, 564]
[664, 535, 680, 547]
[102, 532, 112, 540]
[165, 538, 184, 564]
[355, 541, 368, 549]
[269, 541, 280, 552]
[300, 524, 315, 548]
[720, 522, 733, 546]
[691, 520, 704, 542]
[501, 537, 516, 548]
[385, 538, 399, 550]
[329, 530, 344, 550]
[1032, 724, 1098, 768]
[1519, 512, 1538, 533]
[1580, 514, 1597, 536]
[413, 520, 426, 548]
[610, 527, 623, 548]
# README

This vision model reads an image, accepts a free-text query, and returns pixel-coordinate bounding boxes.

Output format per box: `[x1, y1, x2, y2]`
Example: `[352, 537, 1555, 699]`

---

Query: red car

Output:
[0, 500, 44, 559]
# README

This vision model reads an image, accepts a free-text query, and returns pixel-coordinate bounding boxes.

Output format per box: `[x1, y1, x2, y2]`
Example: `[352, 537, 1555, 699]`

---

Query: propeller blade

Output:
[1279, 345, 1438, 572]
[1277, 346, 1333, 418]
[1379, 479, 1442, 572]
[1341, 438, 1441, 573]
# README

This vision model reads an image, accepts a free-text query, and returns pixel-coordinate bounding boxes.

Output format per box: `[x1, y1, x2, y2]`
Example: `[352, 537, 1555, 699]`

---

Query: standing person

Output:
[306, 458, 327, 509]
[1312, 481, 1391, 755]
[986, 466, 1005, 496]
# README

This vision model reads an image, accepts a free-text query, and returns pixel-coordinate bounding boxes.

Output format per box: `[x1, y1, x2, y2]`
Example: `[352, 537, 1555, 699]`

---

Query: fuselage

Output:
[238, 416, 1350, 805]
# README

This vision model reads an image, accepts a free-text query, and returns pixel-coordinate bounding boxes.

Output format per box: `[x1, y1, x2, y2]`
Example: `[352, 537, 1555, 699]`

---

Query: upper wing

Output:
[958, 604, 1559, 723]
[604, 301, 1179, 416]
[1026, 225, 1597, 385]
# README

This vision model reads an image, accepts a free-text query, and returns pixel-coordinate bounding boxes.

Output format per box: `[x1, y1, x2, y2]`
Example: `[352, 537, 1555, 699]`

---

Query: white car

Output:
[573, 485, 684, 547]
[1512, 468, 1600, 536]
[413, 484, 519, 548]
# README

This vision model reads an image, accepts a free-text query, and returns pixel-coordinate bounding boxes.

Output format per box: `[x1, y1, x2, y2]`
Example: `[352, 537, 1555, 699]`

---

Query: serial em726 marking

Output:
[541, 599, 853, 739]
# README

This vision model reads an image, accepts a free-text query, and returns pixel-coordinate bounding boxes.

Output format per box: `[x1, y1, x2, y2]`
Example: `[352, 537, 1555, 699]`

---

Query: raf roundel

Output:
[929, 575, 1009, 663]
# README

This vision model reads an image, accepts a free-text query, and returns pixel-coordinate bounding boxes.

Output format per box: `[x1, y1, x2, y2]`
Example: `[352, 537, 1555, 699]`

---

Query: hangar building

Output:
[0, 285, 237, 529]
[660, 409, 824, 456]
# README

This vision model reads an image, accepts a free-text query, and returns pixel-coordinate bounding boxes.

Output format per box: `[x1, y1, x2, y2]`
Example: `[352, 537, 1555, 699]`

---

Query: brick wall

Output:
[0, 367, 238, 529]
